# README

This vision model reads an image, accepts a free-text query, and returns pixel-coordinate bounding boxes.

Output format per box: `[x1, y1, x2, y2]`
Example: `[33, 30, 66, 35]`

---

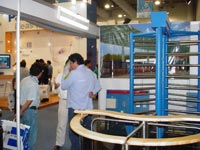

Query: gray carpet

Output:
[35, 104, 70, 150]
[0, 104, 71, 150]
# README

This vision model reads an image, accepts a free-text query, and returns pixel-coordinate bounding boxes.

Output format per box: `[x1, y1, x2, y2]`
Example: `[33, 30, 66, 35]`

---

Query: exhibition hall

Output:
[0, 0, 200, 150]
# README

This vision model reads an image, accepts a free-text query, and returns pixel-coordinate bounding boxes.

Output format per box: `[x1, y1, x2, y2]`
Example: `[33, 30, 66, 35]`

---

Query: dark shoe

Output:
[54, 145, 60, 150]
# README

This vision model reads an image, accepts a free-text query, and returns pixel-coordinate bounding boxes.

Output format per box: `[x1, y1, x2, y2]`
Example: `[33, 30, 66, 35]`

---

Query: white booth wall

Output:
[0, 2, 88, 77]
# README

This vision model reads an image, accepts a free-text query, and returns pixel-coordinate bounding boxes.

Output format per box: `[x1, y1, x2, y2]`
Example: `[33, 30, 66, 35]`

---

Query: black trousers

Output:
[68, 108, 92, 150]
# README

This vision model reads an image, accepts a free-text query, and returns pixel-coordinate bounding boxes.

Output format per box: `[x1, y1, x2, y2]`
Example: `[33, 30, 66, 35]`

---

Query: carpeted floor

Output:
[0, 104, 70, 150]
[0, 99, 99, 150]
[35, 104, 71, 150]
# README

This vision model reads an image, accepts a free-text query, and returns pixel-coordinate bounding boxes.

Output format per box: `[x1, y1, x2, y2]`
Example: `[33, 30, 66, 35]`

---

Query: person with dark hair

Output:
[54, 60, 70, 150]
[38, 59, 49, 85]
[84, 59, 92, 69]
[13, 59, 29, 114]
[47, 60, 53, 80]
[14, 59, 29, 81]
[61, 53, 101, 150]
[94, 64, 98, 78]
[20, 62, 43, 150]
[47, 60, 53, 91]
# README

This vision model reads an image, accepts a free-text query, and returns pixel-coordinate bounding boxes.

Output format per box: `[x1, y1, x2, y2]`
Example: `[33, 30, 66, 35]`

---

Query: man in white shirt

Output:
[61, 53, 101, 150]
[53, 73, 68, 150]
[20, 62, 43, 150]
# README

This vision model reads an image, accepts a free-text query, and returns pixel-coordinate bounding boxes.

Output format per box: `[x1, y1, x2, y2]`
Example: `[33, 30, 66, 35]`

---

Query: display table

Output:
[0, 75, 13, 109]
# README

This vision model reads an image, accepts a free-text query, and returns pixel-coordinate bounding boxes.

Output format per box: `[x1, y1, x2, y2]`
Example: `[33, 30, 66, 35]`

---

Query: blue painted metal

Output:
[170, 30, 198, 37]
[129, 11, 200, 139]
[129, 32, 134, 114]
[198, 31, 200, 113]
[155, 27, 163, 117]
[151, 12, 170, 36]
[155, 27, 165, 138]
[163, 35, 168, 116]
[106, 89, 149, 134]
[151, 12, 170, 29]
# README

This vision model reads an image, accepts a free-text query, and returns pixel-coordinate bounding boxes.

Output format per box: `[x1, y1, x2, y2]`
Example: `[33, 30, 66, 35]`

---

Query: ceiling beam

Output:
[111, 0, 136, 18]
[97, 7, 110, 19]
[196, 0, 200, 21]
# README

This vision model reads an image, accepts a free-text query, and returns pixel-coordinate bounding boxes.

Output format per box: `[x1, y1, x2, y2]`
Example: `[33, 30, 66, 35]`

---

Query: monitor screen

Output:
[0, 54, 11, 69]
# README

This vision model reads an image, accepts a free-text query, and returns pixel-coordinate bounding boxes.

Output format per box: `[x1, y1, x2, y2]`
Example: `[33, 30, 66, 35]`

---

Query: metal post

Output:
[142, 121, 148, 150]
[0, 125, 3, 150]
[129, 32, 134, 114]
[155, 27, 163, 116]
[127, 32, 135, 134]
[163, 34, 168, 116]
[155, 27, 165, 138]
[16, 0, 21, 149]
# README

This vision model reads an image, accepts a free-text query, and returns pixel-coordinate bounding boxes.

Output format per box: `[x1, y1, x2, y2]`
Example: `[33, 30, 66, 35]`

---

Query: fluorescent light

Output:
[58, 6, 89, 23]
[58, 16, 89, 30]
[57, 6, 89, 30]
[71, 0, 76, 5]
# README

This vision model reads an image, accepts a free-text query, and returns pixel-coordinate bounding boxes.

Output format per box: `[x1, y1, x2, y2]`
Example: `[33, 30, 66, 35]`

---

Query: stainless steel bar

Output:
[168, 92, 196, 98]
[167, 86, 200, 90]
[134, 64, 156, 67]
[167, 40, 200, 44]
[167, 75, 200, 79]
[134, 110, 156, 115]
[167, 64, 200, 67]
[134, 83, 155, 86]
[168, 43, 199, 46]
[123, 122, 145, 150]
[168, 102, 196, 108]
[167, 98, 200, 103]
[91, 117, 140, 132]
[134, 52, 156, 56]
[167, 52, 200, 56]
[147, 122, 200, 130]
[134, 87, 155, 90]
[142, 121, 149, 150]
[175, 122, 200, 127]
[168, 83, 197, 87]
[167, 109, 200, 115]
[16, 0, 21, 149]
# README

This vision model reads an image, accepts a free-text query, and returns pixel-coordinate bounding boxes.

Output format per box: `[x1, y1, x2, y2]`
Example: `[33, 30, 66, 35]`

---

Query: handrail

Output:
[70, 109, 200, 147]
[74, 109, 200, 122]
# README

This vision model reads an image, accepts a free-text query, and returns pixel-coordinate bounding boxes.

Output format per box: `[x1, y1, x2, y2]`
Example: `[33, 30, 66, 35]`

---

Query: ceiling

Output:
[44, 0, 199, 23]
[92, 0, 198, 23]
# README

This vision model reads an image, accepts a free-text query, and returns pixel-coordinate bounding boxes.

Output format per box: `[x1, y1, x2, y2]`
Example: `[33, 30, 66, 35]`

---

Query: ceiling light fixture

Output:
[154, 0, 161, 5]
[57, 6, 89, 30]
[104, 3, 110, 9]
[186, 0, 191, 5]
[118, 14, 123, 18]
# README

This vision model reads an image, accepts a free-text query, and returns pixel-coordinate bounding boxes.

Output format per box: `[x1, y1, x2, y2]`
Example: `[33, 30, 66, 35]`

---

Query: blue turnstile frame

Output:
[129, 12, 200, 138]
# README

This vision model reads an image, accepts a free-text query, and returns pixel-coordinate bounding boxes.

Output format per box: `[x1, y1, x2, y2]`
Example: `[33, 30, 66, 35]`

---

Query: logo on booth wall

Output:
[8, 15, 16, 22]
[8, 15, 41, 30]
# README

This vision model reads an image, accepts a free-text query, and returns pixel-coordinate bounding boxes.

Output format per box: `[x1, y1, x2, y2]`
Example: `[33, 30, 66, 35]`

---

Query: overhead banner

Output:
[137, 0, 154, 18]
